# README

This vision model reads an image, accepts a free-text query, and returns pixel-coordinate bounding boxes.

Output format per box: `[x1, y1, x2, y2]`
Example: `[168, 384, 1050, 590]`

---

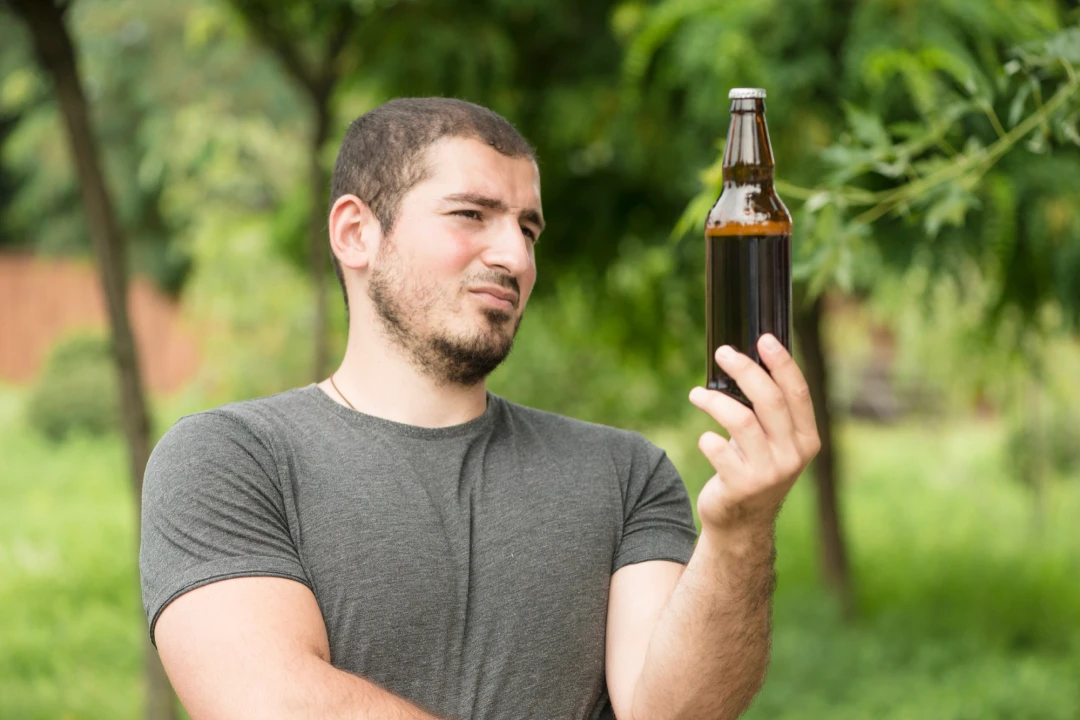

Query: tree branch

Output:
[231, 0, 317, 95]
[326, 5, 354, 71]
[768, 76, 1080, 225]
[853, 76, 1078, 225]
[309, 4, 354, 104]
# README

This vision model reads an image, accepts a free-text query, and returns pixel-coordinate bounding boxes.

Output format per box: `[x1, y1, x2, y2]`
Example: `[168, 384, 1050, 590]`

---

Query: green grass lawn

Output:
[2, 385, 1078, 718]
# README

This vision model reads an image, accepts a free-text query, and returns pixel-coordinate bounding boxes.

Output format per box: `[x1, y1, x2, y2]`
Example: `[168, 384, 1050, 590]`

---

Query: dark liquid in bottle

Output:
[706, 231, 792, 407]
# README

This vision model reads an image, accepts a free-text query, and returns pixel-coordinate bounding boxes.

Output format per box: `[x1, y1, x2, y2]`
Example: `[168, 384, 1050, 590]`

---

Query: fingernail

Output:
[717, 345, 736, 361]
[761, 334, 781, 352]
[689, 387, 707, 403]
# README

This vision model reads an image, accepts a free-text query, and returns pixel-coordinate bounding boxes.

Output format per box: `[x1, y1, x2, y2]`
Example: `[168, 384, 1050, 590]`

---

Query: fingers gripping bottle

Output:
[705, 88, 793, 408]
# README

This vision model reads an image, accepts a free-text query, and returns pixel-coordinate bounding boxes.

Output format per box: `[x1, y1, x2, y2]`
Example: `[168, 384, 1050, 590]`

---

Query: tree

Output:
[226, 0, 360, 381]
[623, 0, 1080, 615]
[787, 21, 1080, 536]
[7, 0, 177, 717]
[0, 0, 198, 292]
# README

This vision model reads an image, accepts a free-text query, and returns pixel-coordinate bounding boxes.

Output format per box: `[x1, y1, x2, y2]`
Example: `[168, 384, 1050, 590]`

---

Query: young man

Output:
[140, 97, 820, 720]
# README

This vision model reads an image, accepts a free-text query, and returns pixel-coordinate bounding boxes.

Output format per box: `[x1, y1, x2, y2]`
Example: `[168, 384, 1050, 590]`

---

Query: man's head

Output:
[328, 98, 544, 387]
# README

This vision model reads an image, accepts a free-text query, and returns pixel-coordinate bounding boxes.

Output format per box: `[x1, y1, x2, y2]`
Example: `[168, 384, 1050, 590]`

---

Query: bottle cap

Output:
[728, 88, 767, 99]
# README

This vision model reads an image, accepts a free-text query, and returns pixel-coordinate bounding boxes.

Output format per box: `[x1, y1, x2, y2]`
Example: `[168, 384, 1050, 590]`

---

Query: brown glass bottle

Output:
[705, 88, 792, 407]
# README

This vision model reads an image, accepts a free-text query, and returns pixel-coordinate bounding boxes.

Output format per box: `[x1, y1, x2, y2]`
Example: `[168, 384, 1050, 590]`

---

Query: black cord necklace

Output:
[328, 373, 357, 411]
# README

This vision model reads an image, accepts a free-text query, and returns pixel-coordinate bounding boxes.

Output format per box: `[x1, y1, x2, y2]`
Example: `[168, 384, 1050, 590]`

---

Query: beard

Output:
[367, 241, 523, 387]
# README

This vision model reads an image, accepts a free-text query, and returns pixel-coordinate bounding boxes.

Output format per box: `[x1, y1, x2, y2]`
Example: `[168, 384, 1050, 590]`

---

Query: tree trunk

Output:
[310, 98, 331, 381]
[794, 290, 855, 619]
[225, 3, 347, 382]
[10, 1, 177, 717]
[1024, 359, 1046, 539]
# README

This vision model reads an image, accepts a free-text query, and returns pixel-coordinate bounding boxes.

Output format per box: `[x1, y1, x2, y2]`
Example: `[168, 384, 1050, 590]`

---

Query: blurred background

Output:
[2, 0, 1079, 718]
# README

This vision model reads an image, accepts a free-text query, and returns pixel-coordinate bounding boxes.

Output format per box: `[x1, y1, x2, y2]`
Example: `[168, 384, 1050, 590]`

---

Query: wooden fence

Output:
[0, 252, 200, 395]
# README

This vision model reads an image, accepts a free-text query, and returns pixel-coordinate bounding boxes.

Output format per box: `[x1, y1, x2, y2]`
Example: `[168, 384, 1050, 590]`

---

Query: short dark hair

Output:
[328, 97, 536, 318]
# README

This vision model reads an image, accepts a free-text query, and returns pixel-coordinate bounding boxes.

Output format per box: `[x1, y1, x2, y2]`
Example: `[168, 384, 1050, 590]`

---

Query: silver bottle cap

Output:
[728, 88, 767, 99]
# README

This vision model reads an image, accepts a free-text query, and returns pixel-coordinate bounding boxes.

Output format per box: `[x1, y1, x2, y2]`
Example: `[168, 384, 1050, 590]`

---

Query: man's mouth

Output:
[468, 285, 519, 310]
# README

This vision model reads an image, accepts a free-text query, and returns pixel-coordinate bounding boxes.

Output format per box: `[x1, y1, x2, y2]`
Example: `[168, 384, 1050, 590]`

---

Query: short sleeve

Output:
[139, 410, 310, 646]
[612, 437, 699, 573]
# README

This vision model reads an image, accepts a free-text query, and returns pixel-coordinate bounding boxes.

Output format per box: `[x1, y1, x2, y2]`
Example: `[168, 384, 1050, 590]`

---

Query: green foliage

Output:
[1, 0, 309, 291]
[24, 332, 120, 442]
[1007, 400, 1080, 482]
[5, 0, 1078, 415]
[491, 256, 693, 427]
[633, 0, 1079, 324]
[627, 0, 1080, 430]
[181, 211, 322, 403]
[0, 388, 141, 719]
[824, 251, 1080, 487]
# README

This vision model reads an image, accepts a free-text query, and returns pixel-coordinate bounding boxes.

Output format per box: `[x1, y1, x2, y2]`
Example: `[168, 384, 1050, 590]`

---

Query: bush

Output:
[1006, 399, 1080, 482]
[25, 331, 120, 442]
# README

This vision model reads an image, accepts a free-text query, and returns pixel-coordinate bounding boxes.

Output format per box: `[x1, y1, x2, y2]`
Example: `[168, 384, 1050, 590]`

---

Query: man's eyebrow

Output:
[443, 192, 545, 232]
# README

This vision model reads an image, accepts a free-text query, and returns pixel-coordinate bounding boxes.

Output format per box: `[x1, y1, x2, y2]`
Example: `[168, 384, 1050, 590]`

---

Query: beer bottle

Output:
[705, 88, 792, 407]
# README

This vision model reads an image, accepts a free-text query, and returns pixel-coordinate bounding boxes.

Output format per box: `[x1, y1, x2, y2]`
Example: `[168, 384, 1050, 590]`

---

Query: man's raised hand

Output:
[688, 334, 821, 536]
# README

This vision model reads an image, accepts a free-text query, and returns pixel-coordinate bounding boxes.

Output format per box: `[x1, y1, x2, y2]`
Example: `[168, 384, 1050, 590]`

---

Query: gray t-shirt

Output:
[140, 384, 698, 720]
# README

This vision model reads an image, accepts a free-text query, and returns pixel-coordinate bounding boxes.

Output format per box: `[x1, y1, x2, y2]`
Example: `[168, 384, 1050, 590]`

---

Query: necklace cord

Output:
[328, 373, 357, 411]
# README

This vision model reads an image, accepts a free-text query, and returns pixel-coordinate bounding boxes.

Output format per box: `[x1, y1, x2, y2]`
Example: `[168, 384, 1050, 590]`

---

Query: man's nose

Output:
[481, 218, 533, 277]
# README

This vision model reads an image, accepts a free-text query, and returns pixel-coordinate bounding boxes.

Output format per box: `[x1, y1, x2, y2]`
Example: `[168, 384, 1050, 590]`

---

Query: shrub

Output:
[25, 331, 121, 442]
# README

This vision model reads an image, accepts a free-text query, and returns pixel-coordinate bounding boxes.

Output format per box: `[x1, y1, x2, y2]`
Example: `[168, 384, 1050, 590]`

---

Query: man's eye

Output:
[453, 209, 482, 221]
[521, 227, 537, 242]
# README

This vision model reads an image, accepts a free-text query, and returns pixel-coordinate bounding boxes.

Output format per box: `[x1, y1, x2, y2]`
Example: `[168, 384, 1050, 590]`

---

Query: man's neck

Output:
[317, 326, 489, 429]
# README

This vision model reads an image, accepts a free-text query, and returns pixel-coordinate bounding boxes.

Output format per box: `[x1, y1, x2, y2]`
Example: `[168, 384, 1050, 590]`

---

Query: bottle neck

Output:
[721, 98, 775, 187]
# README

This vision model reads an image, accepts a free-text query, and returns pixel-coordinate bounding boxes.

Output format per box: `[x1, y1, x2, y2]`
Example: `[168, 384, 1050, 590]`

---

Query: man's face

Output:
[366, 136, 543, 387]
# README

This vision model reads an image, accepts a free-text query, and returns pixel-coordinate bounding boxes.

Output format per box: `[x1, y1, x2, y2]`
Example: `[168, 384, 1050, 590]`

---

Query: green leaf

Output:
[1008, 81, 1032, 128]
[923, 184, 978, 238]
[805, 191, 831, 214]
[843, 101, 891, 149]
[919, 46, 983, 99]
[0, 67, 39, 112]
[1058, 111, 1080, 147]
[1040, 27, 1080, 65]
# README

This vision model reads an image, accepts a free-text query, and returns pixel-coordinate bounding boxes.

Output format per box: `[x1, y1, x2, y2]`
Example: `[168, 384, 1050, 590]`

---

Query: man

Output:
[140, 97, 820, 720]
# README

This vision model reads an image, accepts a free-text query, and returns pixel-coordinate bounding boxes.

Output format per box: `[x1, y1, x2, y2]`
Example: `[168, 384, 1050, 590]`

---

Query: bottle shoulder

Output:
[706, 184, 792, 234]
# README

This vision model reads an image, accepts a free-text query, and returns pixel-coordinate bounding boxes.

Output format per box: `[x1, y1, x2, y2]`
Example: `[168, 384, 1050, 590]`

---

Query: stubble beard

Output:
[367, 242, 523, 387]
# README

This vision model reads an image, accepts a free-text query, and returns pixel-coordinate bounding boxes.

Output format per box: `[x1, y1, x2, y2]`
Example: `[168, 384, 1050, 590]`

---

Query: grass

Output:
[2, 384, 1079, 718]
[0, 387, 142, 719]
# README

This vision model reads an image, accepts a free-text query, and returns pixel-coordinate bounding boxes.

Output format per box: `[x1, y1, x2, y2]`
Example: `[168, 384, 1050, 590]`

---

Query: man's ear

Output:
[329, 194, 382, 271]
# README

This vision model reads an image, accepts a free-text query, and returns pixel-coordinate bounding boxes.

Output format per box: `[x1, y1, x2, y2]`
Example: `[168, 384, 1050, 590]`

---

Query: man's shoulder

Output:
[144, 386, 321, 503]
[205, 384, 315, 424]
[155, 385, 315, 454]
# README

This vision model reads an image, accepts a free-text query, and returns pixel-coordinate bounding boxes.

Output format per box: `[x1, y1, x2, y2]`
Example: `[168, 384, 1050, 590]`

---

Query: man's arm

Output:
[155, 576, 445, 720]
[607, 335, 819, 720]
[620, 525, 776, 720]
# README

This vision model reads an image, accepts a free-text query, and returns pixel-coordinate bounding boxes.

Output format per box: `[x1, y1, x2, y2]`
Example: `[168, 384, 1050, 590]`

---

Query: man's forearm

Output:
[631, 525, 776, 720]
[253, 654, 446, 720]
